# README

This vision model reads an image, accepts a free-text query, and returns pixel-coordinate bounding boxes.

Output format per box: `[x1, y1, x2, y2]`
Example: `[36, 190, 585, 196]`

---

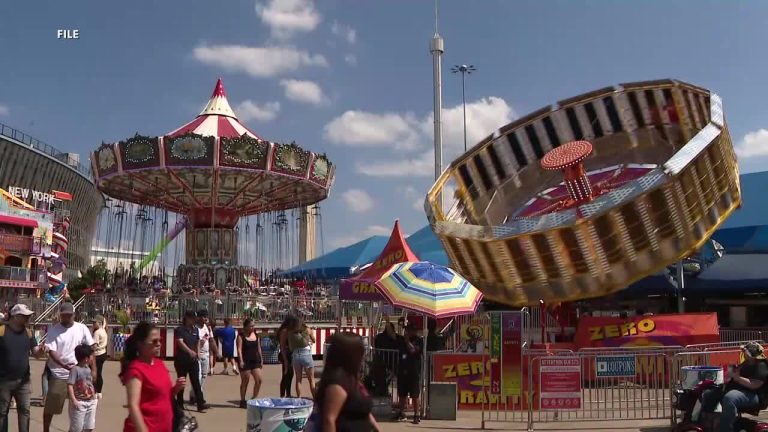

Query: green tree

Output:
[66, 259, 111, 300]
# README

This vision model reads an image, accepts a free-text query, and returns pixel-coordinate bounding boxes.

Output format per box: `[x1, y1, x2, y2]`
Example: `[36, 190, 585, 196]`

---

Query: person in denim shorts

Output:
[287, 318, 316, 398]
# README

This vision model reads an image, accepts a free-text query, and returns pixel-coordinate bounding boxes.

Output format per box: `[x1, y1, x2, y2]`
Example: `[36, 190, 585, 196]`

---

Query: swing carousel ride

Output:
[90, 79, 335, 295]
[426, 79, 741, 306]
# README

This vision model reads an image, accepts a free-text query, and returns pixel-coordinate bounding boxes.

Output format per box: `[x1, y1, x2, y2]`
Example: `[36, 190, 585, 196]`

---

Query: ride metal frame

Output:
[425, 79, 741, 306]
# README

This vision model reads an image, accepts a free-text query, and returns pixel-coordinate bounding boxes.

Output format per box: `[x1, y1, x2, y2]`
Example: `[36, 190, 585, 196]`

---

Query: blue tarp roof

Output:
[611, 272, 677, 299]
[407, 225, 449, 265]
[281, 235, 388, 278]
[719, 171, 768, 230]
[713, 226, 768, 254]
[282, 225, 448, 278]
[693, 254, 768, 294]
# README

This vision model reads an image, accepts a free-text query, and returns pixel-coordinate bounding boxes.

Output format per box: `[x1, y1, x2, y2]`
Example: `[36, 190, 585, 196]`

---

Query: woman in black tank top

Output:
[237, 319, 263, 408]
[315, 332, 380, 432]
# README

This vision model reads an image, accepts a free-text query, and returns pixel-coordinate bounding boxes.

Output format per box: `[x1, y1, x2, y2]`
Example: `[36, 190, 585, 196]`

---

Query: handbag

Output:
[173, 398, 199, 432]
[177, 414, 198, 432]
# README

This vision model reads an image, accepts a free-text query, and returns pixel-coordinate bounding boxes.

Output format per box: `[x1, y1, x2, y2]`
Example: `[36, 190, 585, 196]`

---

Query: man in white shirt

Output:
[192, 310, 217, 405]
[43, 303, 94, 432]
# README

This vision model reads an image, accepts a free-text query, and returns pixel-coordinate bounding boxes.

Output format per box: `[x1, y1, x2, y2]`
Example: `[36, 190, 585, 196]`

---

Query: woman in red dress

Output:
[120, 322, 185, 432]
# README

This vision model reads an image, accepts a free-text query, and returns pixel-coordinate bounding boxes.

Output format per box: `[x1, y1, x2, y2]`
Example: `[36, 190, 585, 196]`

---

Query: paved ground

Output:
[12, 359, 678, 431]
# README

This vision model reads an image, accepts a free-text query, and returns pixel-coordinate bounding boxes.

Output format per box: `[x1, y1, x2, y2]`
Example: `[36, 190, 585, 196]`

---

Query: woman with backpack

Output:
[287, 318, 316, 399]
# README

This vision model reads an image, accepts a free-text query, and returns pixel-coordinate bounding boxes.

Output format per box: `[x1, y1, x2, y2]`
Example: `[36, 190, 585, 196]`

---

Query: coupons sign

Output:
[595, 355, 636, 378]
[539, 357, 581, 410]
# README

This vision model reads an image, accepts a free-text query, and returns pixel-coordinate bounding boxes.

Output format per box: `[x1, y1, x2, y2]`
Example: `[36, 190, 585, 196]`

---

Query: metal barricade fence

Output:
[684, 340, 764, 352]
[322, 342, 400, 407]
[338, 300, 374, 327]
[477, 342, 761, 430]
[524, 349, 673, 430]
[719, 328, 765, 343]
[367, 347, 400, 407]
[481, 347, 575, 428]
[80, 294, 349, 326]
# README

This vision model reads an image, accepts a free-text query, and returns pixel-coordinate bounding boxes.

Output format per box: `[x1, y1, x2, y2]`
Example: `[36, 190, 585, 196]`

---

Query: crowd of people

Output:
[0, 300, 448, 432]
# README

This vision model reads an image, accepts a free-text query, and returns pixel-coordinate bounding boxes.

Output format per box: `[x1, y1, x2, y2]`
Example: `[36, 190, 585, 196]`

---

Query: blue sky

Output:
[2, 0, 768, 256]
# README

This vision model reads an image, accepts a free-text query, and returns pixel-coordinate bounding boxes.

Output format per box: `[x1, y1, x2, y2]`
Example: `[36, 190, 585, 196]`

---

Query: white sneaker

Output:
[97, 393, 102, 399]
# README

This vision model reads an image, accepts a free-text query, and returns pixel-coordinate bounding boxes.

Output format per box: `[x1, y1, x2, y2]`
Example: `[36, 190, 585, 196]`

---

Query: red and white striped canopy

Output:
[167, 79, 262, 140]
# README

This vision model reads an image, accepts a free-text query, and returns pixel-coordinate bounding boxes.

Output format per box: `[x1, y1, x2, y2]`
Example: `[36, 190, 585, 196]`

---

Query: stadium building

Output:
[0, 122, 103, 287]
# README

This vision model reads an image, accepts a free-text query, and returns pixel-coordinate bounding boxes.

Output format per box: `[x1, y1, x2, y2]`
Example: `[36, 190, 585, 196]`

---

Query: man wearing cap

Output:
[43, 302, 95, 432]
[175, 310, 207, 412]
[701, 341, 768, 432]
[0, 304, 46, 432]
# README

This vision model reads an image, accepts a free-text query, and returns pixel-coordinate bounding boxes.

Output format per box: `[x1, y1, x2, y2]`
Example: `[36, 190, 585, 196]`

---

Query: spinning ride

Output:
[90, 79, 335, 293]
[426, 79, 740, 306]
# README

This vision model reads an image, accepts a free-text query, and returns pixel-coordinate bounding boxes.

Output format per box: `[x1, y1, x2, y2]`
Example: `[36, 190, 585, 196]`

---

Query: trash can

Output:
[247, 398, 313, 432]
[112, 333, 128, 360]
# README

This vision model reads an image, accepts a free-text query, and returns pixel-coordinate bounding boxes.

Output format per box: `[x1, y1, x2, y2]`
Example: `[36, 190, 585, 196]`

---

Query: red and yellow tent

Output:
[339, 220, 419, 301]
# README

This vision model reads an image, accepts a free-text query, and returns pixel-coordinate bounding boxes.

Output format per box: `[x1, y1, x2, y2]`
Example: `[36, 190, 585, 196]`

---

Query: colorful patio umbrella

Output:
[375, 261, 483, 318]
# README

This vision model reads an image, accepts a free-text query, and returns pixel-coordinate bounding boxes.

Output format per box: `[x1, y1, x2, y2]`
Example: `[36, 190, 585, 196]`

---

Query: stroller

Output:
[673, 380, 768, 432]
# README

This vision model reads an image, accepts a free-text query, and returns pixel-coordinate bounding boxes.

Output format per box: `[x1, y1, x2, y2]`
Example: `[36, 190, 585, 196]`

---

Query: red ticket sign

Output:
[539, 357, 581, 410]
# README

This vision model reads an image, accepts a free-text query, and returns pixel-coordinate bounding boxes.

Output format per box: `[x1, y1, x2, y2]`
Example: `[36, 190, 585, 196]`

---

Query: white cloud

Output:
[342, 96, 515, 177]
[192, 45, 327, 78]
[256, 0, 321, 39]
[736, 129, 768, 158]
[0, 105, 8, 116]
[363, 225, 391, 236]
[357, 154, 433, 177]
[341, 189, 374, 213]
[279, 79, 326, 105]
[421, 96, 515, 154]
[235, 100, 281, 122]
[331, 21, 356, 44]
[344, 54, 357, 66]
[324, 111, 421, 150]
[330, 224, 391, 249]
[400, 185, 427, 212]
[400, 185, 419, 197]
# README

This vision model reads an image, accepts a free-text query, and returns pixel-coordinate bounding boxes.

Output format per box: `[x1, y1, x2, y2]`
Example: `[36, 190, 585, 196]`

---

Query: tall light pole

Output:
[451, 64, 476, 152]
